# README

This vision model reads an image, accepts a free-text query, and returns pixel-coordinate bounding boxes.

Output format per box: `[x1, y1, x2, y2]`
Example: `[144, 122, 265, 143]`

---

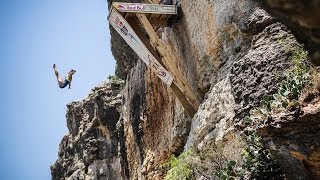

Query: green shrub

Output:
[164, 150, 192, 180]
[244, 75, 309, 124]
[242, 131, 282, 178]
[215, 160, 243, 180]
[215, 131, 280, 179]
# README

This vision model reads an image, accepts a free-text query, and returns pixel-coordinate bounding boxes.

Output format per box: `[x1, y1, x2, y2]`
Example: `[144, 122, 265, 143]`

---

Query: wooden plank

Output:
[127, 18, 164, 64]
[124, 12, 129, 19]
[136, 13, 200, 109]
[112, 2, 177, 14]
[108, 7, 173, 86]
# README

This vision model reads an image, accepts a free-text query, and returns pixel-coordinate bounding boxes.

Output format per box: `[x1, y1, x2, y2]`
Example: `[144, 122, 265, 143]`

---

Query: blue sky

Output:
[0, 0, 115, 179]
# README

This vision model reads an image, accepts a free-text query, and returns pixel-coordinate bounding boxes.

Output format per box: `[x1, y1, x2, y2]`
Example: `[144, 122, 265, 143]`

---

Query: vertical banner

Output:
[108, 8, 173, 86]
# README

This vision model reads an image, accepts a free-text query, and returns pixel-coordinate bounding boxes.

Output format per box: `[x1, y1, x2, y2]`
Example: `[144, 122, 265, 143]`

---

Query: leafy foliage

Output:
[243, 78, 309, 125]
[241, 131, 283, 178]
[164, 150, 192, 180]
[215, 131, 283, 179]
[215, 160, 243, 180]
[279, 73, 310, 100]
[163, 145, 239, 180]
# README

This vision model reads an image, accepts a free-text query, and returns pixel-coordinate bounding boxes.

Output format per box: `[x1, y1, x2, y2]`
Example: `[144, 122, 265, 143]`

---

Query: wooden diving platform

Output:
[112, 2, 177, 27]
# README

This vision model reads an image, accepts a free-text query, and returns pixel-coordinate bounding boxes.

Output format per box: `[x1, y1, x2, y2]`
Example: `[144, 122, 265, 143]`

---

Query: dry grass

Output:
[311, 69, 320, 92]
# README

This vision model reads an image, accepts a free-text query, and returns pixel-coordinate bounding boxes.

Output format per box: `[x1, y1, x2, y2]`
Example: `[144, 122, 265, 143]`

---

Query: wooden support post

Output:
[144, 0, 158, 4]
[135, 13, 200, 109]
[170, 83, 197, 116]
[128, 18, 197, 117]
[124, 12, 129, 19]
[159, 14, 164, 21]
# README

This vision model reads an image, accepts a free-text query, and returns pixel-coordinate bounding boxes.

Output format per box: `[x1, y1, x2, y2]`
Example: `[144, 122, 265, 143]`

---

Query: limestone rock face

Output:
[256, 101, 320, 179]
[121, 57, 191, 179]
[257, 0, 320, 64]
[231, 23, 296, 123]
[50, 80, 124, 180]
[52, 0, 320, 179]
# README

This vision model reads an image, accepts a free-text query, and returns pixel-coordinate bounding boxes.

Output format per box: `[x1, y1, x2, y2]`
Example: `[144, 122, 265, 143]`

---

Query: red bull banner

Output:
[112, 2, 177, 14]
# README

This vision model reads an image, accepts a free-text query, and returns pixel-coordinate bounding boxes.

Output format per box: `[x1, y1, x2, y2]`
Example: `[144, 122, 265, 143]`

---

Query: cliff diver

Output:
[53, 64, 76, 89]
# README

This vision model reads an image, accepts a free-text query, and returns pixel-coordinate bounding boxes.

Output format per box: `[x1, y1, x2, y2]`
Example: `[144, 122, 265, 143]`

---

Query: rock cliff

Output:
[51, 0, 320, 179]
[51, 80, 125, 180]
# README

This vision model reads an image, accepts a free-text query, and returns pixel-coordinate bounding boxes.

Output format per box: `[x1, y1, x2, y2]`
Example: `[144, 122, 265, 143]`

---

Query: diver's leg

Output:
[53, 64, 64, 83]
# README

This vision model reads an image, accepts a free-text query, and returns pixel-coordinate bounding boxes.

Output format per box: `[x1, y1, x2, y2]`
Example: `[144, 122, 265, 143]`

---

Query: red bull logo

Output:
[117, 4, 145, 11]
[117, 4, 125, 9]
